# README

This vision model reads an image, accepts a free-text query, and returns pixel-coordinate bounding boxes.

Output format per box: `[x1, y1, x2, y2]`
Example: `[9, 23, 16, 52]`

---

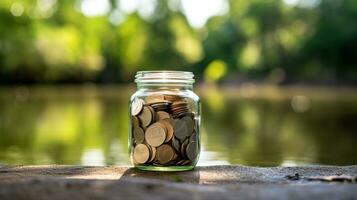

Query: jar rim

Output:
[135, 70, 195, 84]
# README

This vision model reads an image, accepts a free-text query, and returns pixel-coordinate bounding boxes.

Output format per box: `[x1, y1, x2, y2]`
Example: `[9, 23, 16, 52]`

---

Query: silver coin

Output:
[186, 141, 198, 161]
[174, 119, 189, 140]
[172, 137, 181, 152]
[182, 116, 194, 136]
[131, 98, 144, 116]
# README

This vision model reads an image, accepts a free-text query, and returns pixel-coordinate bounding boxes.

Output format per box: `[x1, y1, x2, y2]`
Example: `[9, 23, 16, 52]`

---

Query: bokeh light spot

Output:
[10, 2, 24, 17]
[80, 0, 110, 17]
[181, 0, 229, 28]
[204, 60, 227, 82]
[239, 41, 260, 69]
[291, 95, 311, 113]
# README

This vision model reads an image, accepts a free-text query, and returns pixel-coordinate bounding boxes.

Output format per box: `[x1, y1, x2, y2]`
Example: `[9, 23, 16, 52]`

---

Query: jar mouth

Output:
[135, 70, 195, 85]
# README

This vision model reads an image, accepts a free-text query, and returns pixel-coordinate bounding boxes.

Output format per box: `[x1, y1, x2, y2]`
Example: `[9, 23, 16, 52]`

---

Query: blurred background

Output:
[0, 0, 356, 166]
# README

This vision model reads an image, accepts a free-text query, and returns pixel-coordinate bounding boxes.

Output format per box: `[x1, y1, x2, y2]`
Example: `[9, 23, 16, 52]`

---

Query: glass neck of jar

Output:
[135, 71, 195, 91]
[136, 83, 193, 90]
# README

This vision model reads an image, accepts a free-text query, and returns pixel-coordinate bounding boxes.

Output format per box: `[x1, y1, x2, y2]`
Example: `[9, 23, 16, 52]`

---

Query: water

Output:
[0, 85, 356, 166]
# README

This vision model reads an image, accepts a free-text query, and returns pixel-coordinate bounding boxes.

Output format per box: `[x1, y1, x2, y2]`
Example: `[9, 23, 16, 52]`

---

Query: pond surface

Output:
[0, 85, 356, 166]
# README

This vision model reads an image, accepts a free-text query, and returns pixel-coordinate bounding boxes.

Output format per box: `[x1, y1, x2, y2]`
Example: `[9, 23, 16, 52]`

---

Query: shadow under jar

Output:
[129, 71, 201, 171]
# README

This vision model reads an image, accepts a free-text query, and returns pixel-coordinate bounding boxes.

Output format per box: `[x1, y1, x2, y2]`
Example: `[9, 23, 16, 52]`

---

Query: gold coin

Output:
[164, 94, 182, 102]
[147, 106, 156, 124]
[148, 145, 156, 162]
[138, 106, 153, 128]
[172, 107, 188, 112]
[156, 144, 175, 164]
[186, 141, 198, 161]
[171, 109, 189, 114]
[132, 116, 140, 128]
[164, 117, 175, 124]
[132, 155, 139, 165]
[147, 105, 155, 117]
[173, 112, 191, 119]
[145, 122, 166, 147]
[171, 101, 190, 118]
[156, 111, 170, 120]
[171, 100, 188, 107]
[133, 127, 145, 144]
[131, 99, 144, 116]
[133, 144, 150, 164]
[161, 119, 174, 143]
[172, 152, 178, 161]
[146, 94, 165, 104]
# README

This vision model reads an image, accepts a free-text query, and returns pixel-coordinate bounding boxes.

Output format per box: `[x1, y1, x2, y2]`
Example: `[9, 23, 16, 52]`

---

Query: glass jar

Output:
[129, 71, 200, 171]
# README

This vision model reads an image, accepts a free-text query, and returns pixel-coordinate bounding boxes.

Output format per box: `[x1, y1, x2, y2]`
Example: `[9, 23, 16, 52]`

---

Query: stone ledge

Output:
[0, 165, 356, 200]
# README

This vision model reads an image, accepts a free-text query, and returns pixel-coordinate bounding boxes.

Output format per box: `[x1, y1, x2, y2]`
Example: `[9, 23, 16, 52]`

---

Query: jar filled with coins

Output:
[129, 71, 200, 171]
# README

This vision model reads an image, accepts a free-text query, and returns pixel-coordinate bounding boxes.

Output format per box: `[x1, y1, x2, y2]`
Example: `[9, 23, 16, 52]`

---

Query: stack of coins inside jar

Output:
[130, 93, 199, 167]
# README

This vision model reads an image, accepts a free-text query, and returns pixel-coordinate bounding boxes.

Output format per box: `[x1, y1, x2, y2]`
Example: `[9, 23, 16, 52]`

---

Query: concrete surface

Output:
[0, 165, 356, 199]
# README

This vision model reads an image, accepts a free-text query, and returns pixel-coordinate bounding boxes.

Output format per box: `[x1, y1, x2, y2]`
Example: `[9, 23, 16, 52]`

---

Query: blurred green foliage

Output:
[0, 0, 356, 84]
[1, 86, 356, 165]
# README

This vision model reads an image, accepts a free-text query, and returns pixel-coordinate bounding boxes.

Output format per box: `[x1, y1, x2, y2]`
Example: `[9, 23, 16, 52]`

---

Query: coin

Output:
[150, 102, 171, 111]
[171, 100, 188, 107]
[156, 111, 170, 120]
[171, 100, 191, 118]
[133, 144, 150, 164]
[171, 107, 189, 113]
[156, 144, 175, 164]
[180, 138, 189, 158]
[181, 160, 191, 166]
[138, 106, 153, 128]
[133, 126, 145, 144]
[131, 99, 144, 116]
[147, 106, 156, 127]
[132, 116, 140, 128]
[186, 141, 198, 161]
[145, 122, 167, 147]
[148, 145, 156, 162]
[190, 131, 197, 143]
[174, 118, 189, 140]
[162, 119, 174, 143]
[132, 156, 139, 165]
[176, 160, 184, 165]
[131, 93, 200, 167]
[171, 136, 181, 152]
[172, 152, 178, 161]
[152, 163, 164, 167]
[148, 106, 156, 119]
[146, 94, 165, 104]
[164, 94, 182, 102]
[182, 116, 194, 136]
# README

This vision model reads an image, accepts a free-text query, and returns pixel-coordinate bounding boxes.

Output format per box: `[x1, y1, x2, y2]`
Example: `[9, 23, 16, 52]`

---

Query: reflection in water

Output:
[0, 86, 356, 166]
[81, 149, 105, 166]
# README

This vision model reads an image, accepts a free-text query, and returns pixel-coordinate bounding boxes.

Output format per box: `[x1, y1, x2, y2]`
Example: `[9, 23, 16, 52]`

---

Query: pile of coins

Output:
[130, 94, 199, 166]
